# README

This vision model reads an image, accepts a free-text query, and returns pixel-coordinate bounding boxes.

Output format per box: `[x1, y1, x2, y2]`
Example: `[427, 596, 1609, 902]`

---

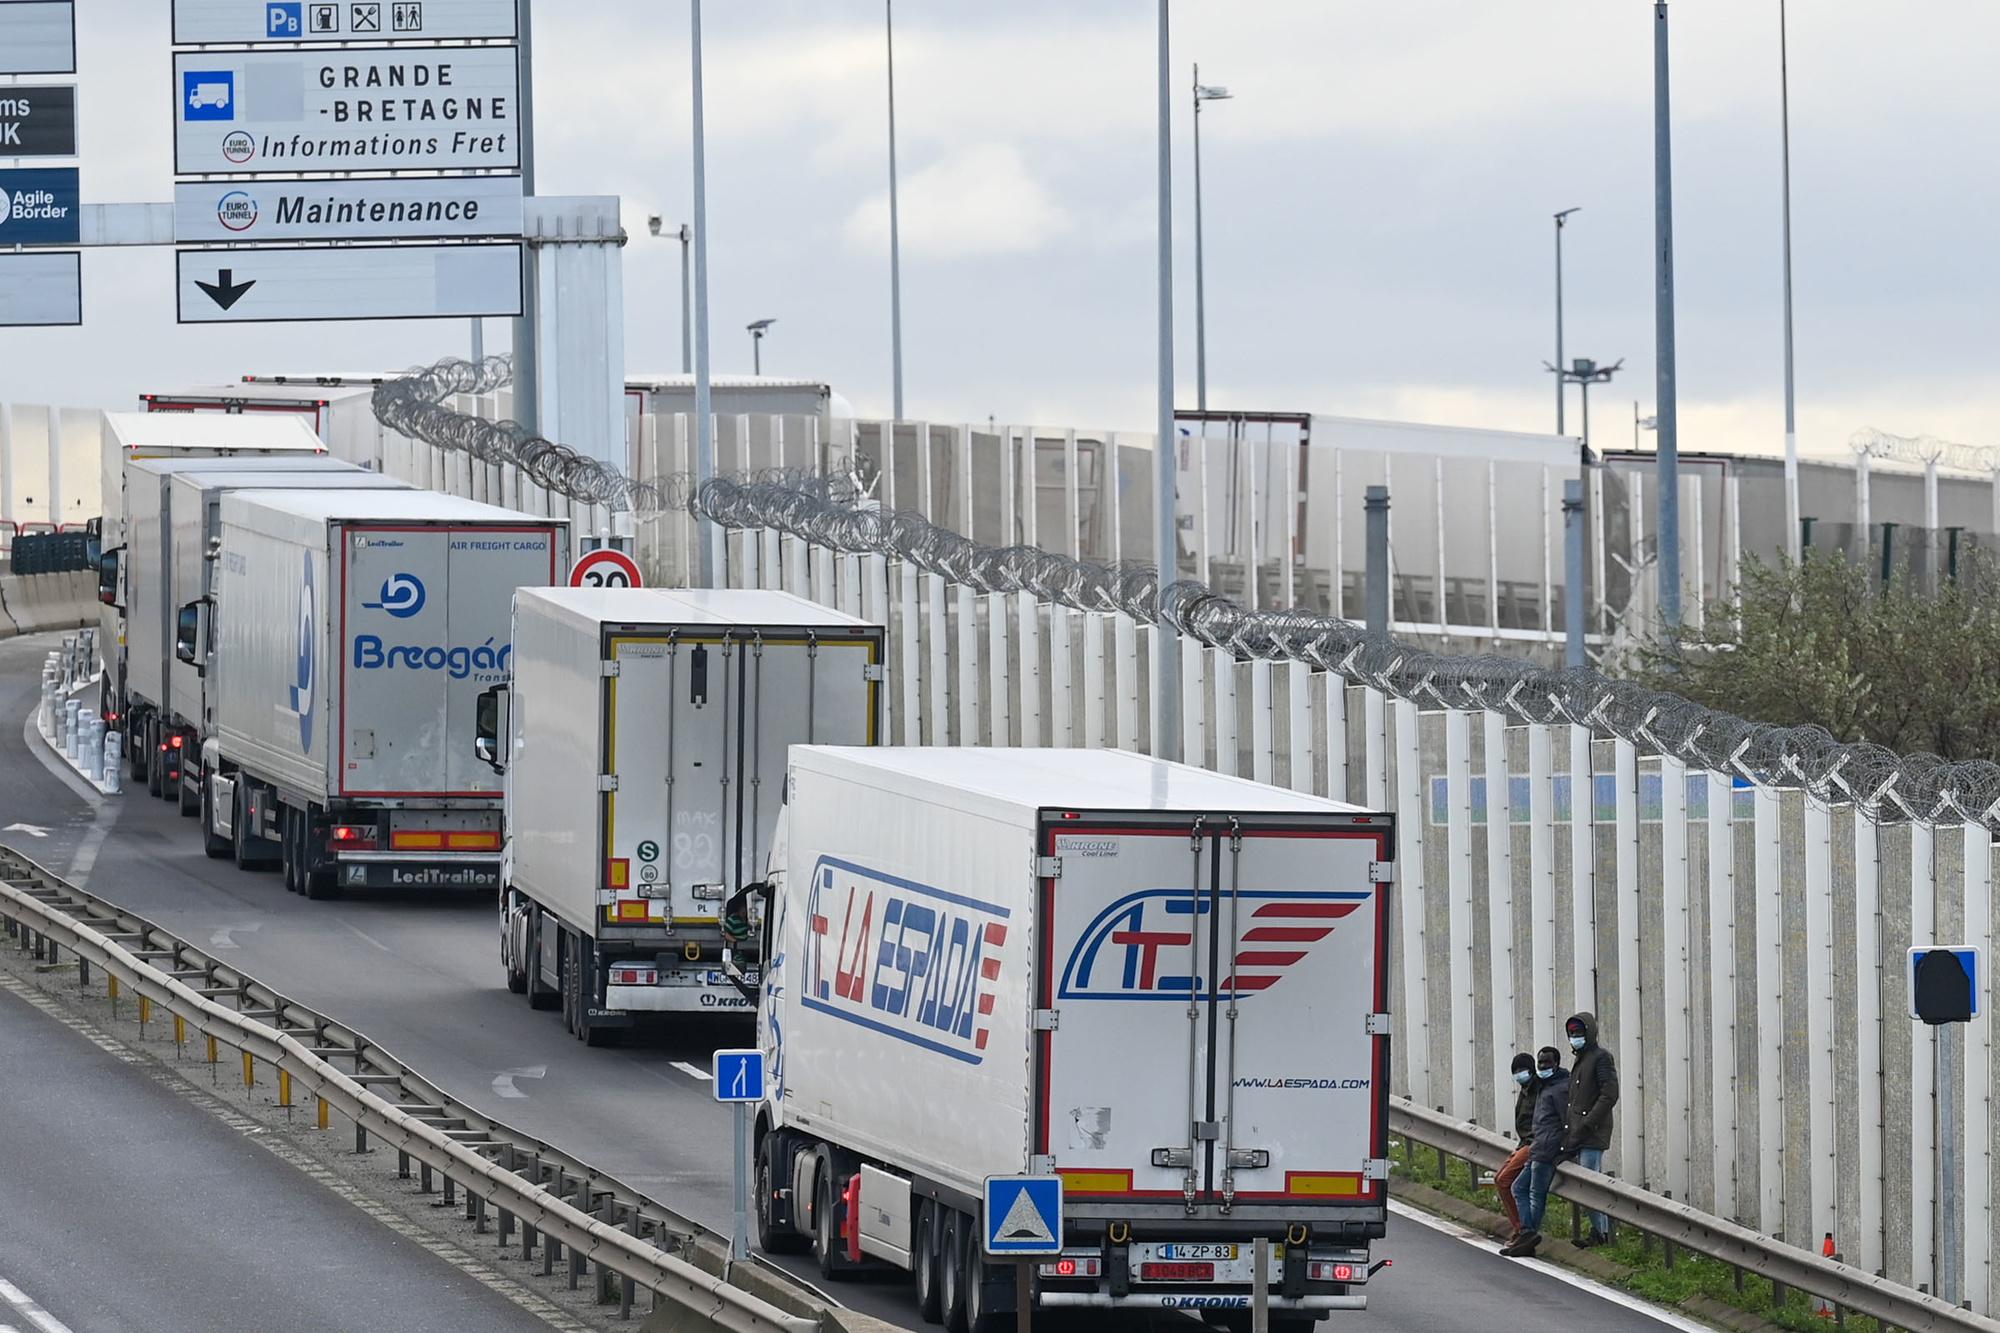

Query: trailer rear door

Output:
[1036, 814, 1391, 1212]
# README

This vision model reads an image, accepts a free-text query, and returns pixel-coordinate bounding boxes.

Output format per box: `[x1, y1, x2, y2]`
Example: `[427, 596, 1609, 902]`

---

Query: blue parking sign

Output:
[183, 71, 235, 122]
[267, 3, 303, 36]
[712, 1049, 765, 1103]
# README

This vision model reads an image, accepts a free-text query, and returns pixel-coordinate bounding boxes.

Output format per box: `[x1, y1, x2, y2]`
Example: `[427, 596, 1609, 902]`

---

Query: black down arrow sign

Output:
[196, 269, 257, 311]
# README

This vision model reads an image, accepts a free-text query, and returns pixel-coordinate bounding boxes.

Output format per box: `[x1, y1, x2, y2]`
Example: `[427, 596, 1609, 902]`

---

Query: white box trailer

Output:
[197, 489, 568, 898]
[97, 412, 328, 781]
[161, 465, 412, 811]
[755, 747, 1393, 1328]
[486, 586, 884, 1042]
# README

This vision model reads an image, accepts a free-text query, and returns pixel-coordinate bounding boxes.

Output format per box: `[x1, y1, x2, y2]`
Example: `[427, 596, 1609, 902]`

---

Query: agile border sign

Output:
[172, 0, 518, 45]
[172, 46, 520, 176]
[173, 175, 523, 243]
[0, 167, 80, 245]
[0, 2, 75, 76]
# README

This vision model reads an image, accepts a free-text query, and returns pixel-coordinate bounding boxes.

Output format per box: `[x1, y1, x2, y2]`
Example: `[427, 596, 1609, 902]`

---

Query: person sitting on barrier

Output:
[1496, 1051, 1537, 1246]
[1500, 1046, 1569, 1258]
[1561, 1011, 1619, 1248]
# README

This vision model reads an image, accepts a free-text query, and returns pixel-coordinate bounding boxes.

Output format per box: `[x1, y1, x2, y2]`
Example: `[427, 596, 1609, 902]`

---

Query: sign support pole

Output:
[732, 1100, 749, 1262]
[1940, 1031, 1961, 1303]
[1015, 1263, 1032, 1333]
[1252, 1236, 1270, 1333]
[513, 0, 540, 437]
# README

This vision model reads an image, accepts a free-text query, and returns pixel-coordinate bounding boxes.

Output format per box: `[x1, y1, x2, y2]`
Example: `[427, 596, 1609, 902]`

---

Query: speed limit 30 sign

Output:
[569, 549, 643, 589]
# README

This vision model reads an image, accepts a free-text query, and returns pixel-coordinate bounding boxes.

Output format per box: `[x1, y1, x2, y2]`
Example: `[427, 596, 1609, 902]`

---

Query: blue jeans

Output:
[1572, 1147, 1609, 1239]
[1511, 1160, 1555, 1233]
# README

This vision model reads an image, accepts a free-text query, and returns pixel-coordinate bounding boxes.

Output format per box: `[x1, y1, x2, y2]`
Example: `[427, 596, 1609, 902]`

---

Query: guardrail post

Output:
[419, 1161, 432, 1194]
[278, 1068, 291, 1109]
[354, 1125, 369, 1155]
[569, 1240, 583, 1290]
[473, 1193, 485, 1233]
[524, 1222, 536, 1262]
[443, 1174, 455, 1207]
[76, 956, 87, 988]
[499, 1205, 512, 1246]
[318, 1097, 329, 1131]
[242, 1051, 254, 1090]
[173, 1014, 185, 1052]
[545, 1237, 558, 1277]
[398, 1150, 409, 1180]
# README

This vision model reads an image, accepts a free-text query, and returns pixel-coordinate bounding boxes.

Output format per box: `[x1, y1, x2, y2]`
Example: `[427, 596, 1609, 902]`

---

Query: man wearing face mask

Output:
[1562, 1011, 1618, 1247]
[1500, 1046, 1569, 1257]
[1495, 1052, 1537, 1244]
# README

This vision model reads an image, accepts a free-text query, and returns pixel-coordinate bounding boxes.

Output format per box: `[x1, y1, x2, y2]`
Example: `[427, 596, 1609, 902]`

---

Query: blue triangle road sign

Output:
[983, 1175, 1064, 1256]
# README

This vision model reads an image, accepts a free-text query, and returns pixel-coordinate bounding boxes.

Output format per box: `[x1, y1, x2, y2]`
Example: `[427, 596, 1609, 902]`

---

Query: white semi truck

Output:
[751, 746, 1394, 1330]
[478, 586, 884, 1043]
[189, 489, 568, 896]
[96, 412, 329, 789]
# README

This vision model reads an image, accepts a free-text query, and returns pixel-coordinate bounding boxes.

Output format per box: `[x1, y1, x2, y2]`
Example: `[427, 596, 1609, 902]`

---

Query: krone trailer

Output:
[197, 489, 568, 896]
[753, 746, 1393, 1330]
[480, 586, 884, 1044]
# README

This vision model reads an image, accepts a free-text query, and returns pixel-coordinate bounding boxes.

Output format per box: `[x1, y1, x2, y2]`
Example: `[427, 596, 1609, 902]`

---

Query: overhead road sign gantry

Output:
[0, 1, 75, 75]
[174, 175, 524, 243]
[175, 242, 523, 324]
[0, 252, 81, 327]
[0, 85, 78, 157]
[172, 0, 519, 44]
[172, 45, 520, 176]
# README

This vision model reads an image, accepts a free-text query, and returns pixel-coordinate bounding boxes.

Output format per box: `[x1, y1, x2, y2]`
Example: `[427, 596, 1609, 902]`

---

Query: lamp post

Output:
[1553, 207, 1580, 436]
[1654, 0, 1683, 630]
[1778, 0, 1800, 563]
[885, 0, 904, 420]
[1192, 67, 1232, 411]
[748, 318, 776, 376]
[1545, 357, 1623, 452]
[1152, 0, 1181, 760]
[690, 0, 716, 586]
[647, 215, 694, 375]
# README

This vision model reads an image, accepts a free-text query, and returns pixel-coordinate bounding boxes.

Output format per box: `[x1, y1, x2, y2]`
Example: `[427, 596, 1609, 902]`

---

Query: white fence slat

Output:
[1250, 659, 1274, 786]
[1528, 725, 1558, 1047]
[1446, 709, 1477, 1123]
[1709, 770, 1738, 1220]
[1323, 675, 1349, 804]
[1912, 821, 1937, 1287]
[1662, 755, 1691, 1201]
[1485, 710, 1517, 1131]
[1015, 592, 1041, 746]
[1965, 825, 1993, 1313]
[1287, 661, 1312, 794]
[1753, 785, 1785, 1235]
[1615, 739, 1642, 1180]
[1805, 799, 1838, 1266]
[1395, 697, 1431, 1107]
[1853, 810, 1882, 1272]
[1048, 607, 1073, 747]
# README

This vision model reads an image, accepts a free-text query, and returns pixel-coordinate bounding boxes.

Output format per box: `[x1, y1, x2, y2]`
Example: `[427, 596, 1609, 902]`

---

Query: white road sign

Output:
[176, 242, 522, 324]
[0, 250, 81, 326]
[174, 175, 523, 243]
[172, 0, 517, 44]
[0, 2, 74, 75]
[172, 46, 519, 176]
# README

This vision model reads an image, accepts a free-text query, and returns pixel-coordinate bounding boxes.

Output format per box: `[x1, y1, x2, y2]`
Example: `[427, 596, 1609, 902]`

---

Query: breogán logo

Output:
[290, 554, 316, 753]
[1057, 888, 1368, 1001]
[799, 857, 1009, 1065]
[362, 572, 426, 619]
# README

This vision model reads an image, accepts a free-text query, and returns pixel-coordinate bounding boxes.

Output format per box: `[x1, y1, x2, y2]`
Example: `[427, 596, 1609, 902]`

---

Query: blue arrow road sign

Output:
[712, 1048, 765, 1103]
[984, 1175, 1063, 1256]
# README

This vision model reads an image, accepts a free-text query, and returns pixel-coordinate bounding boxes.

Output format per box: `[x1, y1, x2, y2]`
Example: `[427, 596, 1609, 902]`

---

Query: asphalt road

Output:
[0, 631, 1703, 1333]
[0, 970, 558, 1333]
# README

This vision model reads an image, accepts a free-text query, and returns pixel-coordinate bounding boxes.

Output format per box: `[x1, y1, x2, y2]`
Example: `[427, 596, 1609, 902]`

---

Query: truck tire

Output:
[279, 810, 299, 894]
[177, 761, 199, 817]
[961, 1244, 1005, 1333]
[913, 1198, 944, 1322]
[145, 722, 164, 797]
[939, 1210, 969, 1333]
[813, 1162, 858, 1281]
[526, 917, 559, 1010]
[233, 781, 276, 872]
[128, 719, 147, 782]
[755, 1133, 808, 1255]
[199, 766, 230, 859]
[299, 811, 337, 900]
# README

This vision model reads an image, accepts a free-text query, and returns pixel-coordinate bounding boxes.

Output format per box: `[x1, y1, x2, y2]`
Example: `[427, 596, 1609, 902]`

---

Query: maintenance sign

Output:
[174, 175, 523, 243]
[172, 46, 519, 176]
[0, 2, 75, 75]
[0, 85, 77, 157]
[172, 0, 518, 44]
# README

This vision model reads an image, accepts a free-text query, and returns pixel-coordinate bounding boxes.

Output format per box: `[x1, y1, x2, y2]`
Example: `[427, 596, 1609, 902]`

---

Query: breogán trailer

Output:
[199, 488, 568, 896]
[484, 586, 884, 1042]
[753, 746, 1393, 1327]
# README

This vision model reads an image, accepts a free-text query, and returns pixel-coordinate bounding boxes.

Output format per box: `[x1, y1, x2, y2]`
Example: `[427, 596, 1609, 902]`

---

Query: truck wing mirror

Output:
[175, 599, 208, 674]
[97, 546, 123, 608]
[475, 684, 511, 774]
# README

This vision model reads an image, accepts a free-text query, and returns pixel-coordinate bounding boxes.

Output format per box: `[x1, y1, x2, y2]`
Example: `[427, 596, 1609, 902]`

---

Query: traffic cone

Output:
[1813, 1233, 1836, 1319]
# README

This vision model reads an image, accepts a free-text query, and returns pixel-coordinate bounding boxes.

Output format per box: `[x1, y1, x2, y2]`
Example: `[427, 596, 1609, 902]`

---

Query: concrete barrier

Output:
[0, 570, 96, 638]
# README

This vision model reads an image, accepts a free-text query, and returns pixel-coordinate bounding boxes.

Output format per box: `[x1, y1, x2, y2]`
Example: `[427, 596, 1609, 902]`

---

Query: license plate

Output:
[1140, 1261, 1214, 1281]
[1158, 1243, 1238, 1261]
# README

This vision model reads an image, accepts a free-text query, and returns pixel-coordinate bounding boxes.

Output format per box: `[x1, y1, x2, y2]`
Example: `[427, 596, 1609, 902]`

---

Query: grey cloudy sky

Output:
[10, 1, 2000, 460]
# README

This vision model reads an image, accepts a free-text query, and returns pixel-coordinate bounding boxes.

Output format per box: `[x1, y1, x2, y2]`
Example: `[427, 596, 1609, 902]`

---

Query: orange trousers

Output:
[1494, 1142, 1533, 1234]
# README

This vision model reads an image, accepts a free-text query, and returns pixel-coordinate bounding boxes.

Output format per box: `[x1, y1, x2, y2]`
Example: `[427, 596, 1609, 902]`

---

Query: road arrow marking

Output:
[3, 823, 49, 838]
[195, 268, 256, 311]
[208, 923, 260, 950]
[492, 1065, 546, 1099]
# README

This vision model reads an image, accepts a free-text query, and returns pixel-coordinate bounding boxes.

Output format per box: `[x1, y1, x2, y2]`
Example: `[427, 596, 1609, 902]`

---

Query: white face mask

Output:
[1537, 1066, 1557, 1080]
[1513, 1070, 1533, 1086]
[1569, 1034, 1587, 1052]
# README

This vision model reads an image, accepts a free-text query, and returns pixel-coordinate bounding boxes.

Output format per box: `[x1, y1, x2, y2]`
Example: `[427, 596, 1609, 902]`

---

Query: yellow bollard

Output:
[242, 1051, 254, 1088]
[174, 1014, 186, 1047]
[278, 1069, 292, 1108]
[108, 975, 118, 1000]
[317, 1097, 329, 1131]
[139, 996, 151, 1026]
[206, 1034, 218, 1063]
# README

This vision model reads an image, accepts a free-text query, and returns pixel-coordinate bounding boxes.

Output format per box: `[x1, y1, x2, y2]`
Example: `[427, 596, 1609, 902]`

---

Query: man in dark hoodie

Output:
[1496, 1052, 1537, 1243]
[1500, 1046, 1569, 1257]
[1562, 1011, 1619, 1247]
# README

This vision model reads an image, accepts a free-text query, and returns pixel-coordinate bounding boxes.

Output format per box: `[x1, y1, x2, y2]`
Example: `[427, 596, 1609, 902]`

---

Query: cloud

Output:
[845, 144, 1071, 259]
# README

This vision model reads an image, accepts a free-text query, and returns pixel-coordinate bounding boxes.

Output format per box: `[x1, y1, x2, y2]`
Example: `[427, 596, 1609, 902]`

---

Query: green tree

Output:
[1633, 550, 2000, 761]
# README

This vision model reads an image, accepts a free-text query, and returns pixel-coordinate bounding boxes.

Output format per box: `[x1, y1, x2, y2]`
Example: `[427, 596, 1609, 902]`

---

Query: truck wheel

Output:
[177, 760, 199, 817]
[128, 721, 147, 782]
[233, 782, 277, 872]
[961, 1246, 1005, 1333]
[200, 766, 230, 859]
[503, 908, 529, 994]
[939, 1211, 969, 1333]
[571, 940, 611, 1047]
[145, 724, 164, 797]
[813, 1162, 857, 1281]
[913, 1198, 944, 1322]
[756, 1133, 808, 1255]
[279, 810, 299, 894]
[299, 812, 337, 900]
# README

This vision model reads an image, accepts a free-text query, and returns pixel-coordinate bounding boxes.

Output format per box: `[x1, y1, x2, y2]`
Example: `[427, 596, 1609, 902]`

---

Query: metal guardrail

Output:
[0, 846, 821, 1333]
[1393, 1100, 1999, 1333]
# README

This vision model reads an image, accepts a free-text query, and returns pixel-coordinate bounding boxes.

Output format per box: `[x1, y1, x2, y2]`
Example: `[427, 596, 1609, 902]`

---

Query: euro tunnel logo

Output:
[290, 555, 316, 753]
[363, 572, 426, 619]
[1057, 889, 1368, 1001]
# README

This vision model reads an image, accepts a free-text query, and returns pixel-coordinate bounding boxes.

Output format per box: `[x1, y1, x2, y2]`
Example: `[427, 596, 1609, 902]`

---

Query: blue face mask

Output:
[1513, 1070, 1533, 1086]
[1537, 1066, 1557, 1080]
[1569, 1034, 1587, 1052]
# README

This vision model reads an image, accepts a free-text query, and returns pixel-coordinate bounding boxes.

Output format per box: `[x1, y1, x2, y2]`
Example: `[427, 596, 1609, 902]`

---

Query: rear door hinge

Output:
[863, 664, 886, 682]
[1031, 1008, 1061, 1032]
[1035, 855, 1062, 879]
[1368, 860, 1394, 883]
[1027, 1154, 1056, 1175]
[601, 659, 621, 678]
[1364, 1158, 1392, 1180]
[598, 774, 619, 792]
[1364, 1012, 1393, 1036]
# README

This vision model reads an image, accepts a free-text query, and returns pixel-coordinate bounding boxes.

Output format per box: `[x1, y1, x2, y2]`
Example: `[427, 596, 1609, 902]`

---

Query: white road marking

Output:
[3, 824, 48, 838]
[490, 1065, 546, 1099]
[208, 924, 260, 951]
[66, 812, 116, 883]
[341, 923, 393, 954]
[0, 1277, 77, 1333]
[1388, 1200, 1718, 1332]
[670, 1060, 713, 1082]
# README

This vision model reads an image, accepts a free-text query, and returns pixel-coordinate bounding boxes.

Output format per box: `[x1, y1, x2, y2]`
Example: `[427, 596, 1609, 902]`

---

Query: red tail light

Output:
[843, 1173, 863, 1263]
[330, 825, 379, 850]
[170, 735, 183, 749]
